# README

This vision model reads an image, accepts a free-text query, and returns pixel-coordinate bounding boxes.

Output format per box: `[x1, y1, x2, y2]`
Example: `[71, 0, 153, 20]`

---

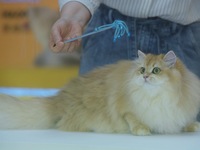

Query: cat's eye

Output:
[140, 67, 145, 74]
[152, 67, 161, 74]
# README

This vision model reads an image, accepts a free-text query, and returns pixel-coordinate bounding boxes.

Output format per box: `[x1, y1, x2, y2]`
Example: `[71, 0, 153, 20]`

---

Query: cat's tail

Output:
[0, 94, 60, 129]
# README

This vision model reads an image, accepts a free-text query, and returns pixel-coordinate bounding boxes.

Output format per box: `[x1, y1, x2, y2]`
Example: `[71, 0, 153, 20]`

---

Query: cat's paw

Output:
[184, 122, 200, 132]
[124, 113, 151, 136]
[131, 125, 151, 136]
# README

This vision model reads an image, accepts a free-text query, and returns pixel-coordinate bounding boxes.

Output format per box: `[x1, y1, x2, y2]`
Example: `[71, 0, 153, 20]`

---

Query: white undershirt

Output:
[59, 0, 200, 25]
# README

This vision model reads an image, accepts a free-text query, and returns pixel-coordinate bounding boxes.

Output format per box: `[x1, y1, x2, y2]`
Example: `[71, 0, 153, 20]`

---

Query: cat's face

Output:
[136, 59, 168, 87]
[133, 51, 177, 88]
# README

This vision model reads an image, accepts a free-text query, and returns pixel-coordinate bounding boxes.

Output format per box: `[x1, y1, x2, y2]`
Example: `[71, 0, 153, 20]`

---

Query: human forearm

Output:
[60, 1, 91, 27]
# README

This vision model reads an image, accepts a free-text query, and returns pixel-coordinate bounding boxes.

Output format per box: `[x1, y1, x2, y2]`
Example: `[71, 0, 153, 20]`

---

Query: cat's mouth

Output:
[144, 81, 151, 86]
[143, 77, 151, 83]
[142, 79, 163, 87]
[142, 78, 156, 86]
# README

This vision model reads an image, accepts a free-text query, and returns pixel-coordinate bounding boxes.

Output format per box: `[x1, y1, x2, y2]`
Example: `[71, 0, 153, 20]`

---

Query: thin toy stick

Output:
[53, 20, 130, 47]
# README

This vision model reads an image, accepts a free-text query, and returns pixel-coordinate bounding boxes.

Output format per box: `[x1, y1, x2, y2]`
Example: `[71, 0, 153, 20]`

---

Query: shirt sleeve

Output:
[58, 0, 101, 15]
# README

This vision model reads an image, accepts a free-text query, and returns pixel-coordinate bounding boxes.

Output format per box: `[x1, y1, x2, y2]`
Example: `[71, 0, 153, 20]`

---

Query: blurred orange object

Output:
[0, 1, 79, 88]
[0, 0, 59, 68]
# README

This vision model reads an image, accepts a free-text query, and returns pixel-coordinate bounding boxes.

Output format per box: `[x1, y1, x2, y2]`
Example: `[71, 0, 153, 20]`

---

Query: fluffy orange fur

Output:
[0, 51, 200, 135]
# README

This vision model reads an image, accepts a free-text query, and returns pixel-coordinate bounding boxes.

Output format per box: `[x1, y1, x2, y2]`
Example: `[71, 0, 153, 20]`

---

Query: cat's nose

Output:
[143, 75, 149, 79]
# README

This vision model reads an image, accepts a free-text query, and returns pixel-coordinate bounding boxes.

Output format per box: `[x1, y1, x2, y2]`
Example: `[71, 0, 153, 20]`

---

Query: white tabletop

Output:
[0, 130, 199, 150]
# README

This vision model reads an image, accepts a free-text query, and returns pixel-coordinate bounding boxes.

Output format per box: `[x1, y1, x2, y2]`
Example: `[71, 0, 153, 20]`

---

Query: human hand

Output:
[49, 17, 83, 52]
[49, 1, 91, 53]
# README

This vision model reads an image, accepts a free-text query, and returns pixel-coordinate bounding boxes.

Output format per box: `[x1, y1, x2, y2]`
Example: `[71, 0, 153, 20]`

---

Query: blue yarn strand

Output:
[64, 20, 130, 44]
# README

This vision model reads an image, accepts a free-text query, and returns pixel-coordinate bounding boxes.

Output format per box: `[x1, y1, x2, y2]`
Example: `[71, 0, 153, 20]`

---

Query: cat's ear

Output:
[163, 50, 177, 68]
[138, 50, 146, 61]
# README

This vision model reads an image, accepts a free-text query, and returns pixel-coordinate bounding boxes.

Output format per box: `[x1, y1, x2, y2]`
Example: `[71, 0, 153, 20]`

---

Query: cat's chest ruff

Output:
[129, 88, 186, 133]
[134, 83, 162, 97]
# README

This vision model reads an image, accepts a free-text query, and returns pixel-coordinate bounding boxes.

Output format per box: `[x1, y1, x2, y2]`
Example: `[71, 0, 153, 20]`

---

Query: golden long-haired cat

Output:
[0, 50, 200, 135]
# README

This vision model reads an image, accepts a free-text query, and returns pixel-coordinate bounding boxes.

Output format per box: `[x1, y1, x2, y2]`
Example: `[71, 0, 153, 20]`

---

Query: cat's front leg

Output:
[184, 121, 200, 132]
[124, 113, 151, 136]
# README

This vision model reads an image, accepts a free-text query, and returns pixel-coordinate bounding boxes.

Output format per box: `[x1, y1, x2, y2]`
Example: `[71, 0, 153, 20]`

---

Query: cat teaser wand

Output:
[63, 20, 130, 44]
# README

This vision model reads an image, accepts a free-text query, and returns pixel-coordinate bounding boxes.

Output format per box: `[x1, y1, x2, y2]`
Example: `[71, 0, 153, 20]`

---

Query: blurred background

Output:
[0, 0, 79, 89]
